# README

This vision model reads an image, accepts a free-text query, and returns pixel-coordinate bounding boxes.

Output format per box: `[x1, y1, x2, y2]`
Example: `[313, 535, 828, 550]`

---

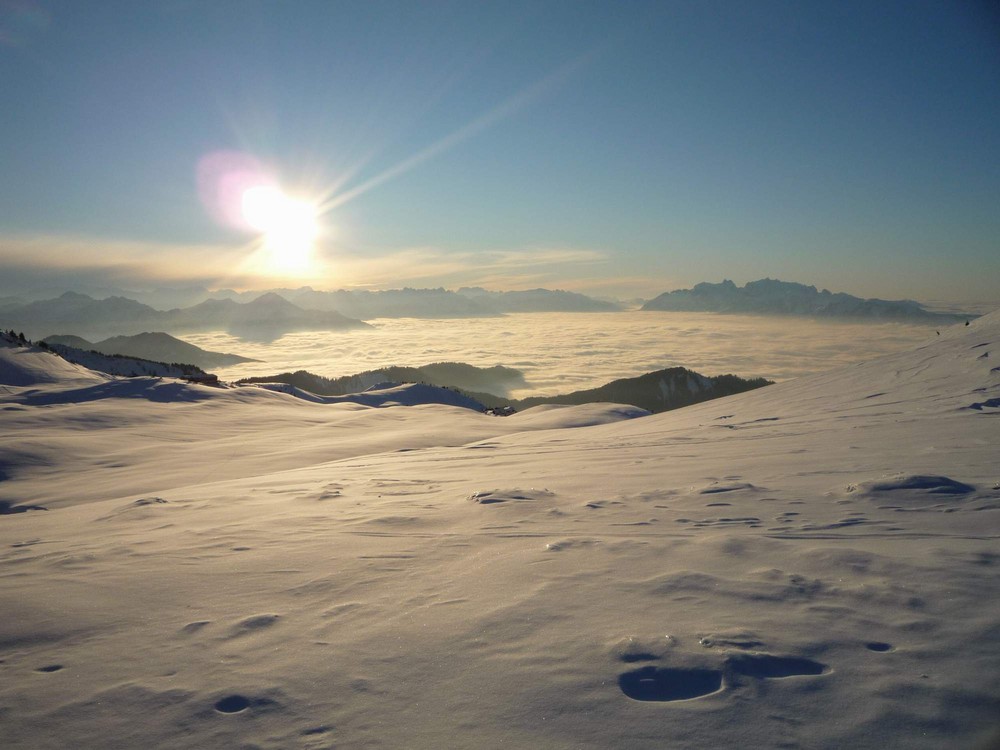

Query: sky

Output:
[1, 0, 998, 303]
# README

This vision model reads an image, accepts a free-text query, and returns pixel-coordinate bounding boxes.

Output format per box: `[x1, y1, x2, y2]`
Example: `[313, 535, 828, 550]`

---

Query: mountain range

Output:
[0, 291, 369, 340]
[455, 287, 619, 312]
[642, 278, 972, 321]
[1, 285, 622, 319]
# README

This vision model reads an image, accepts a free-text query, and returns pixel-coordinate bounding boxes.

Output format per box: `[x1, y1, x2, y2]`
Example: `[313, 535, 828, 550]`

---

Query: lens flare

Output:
[197, 150, 324, 279]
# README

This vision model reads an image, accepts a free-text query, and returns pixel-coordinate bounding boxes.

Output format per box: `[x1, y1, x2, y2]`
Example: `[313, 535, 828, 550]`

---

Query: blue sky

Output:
[1, 0, 998, 302]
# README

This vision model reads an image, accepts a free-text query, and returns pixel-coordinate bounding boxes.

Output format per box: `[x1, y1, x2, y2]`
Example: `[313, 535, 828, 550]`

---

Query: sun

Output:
[240, 185, 319, 273]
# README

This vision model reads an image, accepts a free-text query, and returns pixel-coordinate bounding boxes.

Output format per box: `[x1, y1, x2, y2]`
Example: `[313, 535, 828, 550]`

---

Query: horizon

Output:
[2, 1, 999, 303]
[3, 276, 998, 314]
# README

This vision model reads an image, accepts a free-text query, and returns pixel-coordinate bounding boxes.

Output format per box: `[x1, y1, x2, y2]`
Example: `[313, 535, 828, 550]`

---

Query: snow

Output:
[0, 338, 109, 387]
[247, 380, 489, 410]
[1, 313, 998, 749]
[47, 343, 211, 380]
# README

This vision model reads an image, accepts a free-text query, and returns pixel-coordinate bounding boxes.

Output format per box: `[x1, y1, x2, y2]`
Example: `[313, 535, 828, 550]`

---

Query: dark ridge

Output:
[239, 364, 771, 415]
[238, 362, 526, 398]
[0, 500, 48, 515]
[492, 368, 772, 414]
[641, 278, 974, 322]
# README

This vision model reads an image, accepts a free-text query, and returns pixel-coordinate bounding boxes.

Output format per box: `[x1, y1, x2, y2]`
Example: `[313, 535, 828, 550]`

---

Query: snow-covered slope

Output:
[0, 334, 109, 387]
[0, 314, 998, 749]
[44, 331, 256, 370]
[46, 342, 212, 380]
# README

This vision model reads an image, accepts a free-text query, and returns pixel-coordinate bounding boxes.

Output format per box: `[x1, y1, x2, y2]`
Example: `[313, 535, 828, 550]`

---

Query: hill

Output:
[238, 362, 527, 398]
[499, 367, 771, 413]
[248, 381, 489, 411]
[239, 364, 768, 413]
[0, 330, 109, 386]
[43, 332, 255, 370]
[44, 343, 212, 380]
[642, 278, 973, 322]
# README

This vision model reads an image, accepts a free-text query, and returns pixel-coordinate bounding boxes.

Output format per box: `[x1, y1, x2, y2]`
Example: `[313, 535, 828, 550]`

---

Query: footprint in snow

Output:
[619, 666, 723, 702]
[213, 693, 278, 714]
[866, 641, 893, 652]
[619, 652, 828, 702]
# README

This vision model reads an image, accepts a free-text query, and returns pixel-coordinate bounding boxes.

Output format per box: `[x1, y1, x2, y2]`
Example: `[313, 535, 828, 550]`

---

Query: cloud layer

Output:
[0, 233, 615, 295]
[182, 311, 942, 396]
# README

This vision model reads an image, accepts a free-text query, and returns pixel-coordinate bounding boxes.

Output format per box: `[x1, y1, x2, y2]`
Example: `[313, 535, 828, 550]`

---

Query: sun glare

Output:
[240, 185, 319, 273]
[196, 151, 330, 280]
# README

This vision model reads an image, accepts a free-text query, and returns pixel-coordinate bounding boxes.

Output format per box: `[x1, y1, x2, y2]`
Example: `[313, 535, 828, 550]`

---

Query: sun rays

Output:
[194, 45, 599, 287]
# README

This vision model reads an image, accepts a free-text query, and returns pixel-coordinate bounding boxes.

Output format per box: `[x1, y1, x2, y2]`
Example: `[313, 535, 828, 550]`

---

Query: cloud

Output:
[0, 232, 684, 301]
[328, 245, 609, 289]
[0, 232, 617, 295]
[0, 233, 248, 288]
[554, 275, 686, 300]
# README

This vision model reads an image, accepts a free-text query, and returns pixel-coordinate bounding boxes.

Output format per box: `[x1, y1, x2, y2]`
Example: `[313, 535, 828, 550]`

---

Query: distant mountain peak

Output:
[643, 278, 970, 322]
[249, 292, 297, 307]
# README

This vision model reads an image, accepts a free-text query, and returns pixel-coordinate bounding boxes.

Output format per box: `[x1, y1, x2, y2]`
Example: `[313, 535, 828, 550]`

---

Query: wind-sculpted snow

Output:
[0, 334, 108, 386]
[0, 312, 998, 749]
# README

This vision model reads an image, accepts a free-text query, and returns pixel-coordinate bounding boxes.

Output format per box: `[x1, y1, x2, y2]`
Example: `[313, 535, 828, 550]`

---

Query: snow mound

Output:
[847, 474, 989, 510]
[0, 342, 108, 387]
[856, 474, 976, 496]
[469, 487, 555, 504]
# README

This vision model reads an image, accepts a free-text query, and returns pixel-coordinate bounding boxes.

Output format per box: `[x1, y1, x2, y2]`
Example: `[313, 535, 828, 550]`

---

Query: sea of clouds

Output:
[183, 311, 942, 398]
